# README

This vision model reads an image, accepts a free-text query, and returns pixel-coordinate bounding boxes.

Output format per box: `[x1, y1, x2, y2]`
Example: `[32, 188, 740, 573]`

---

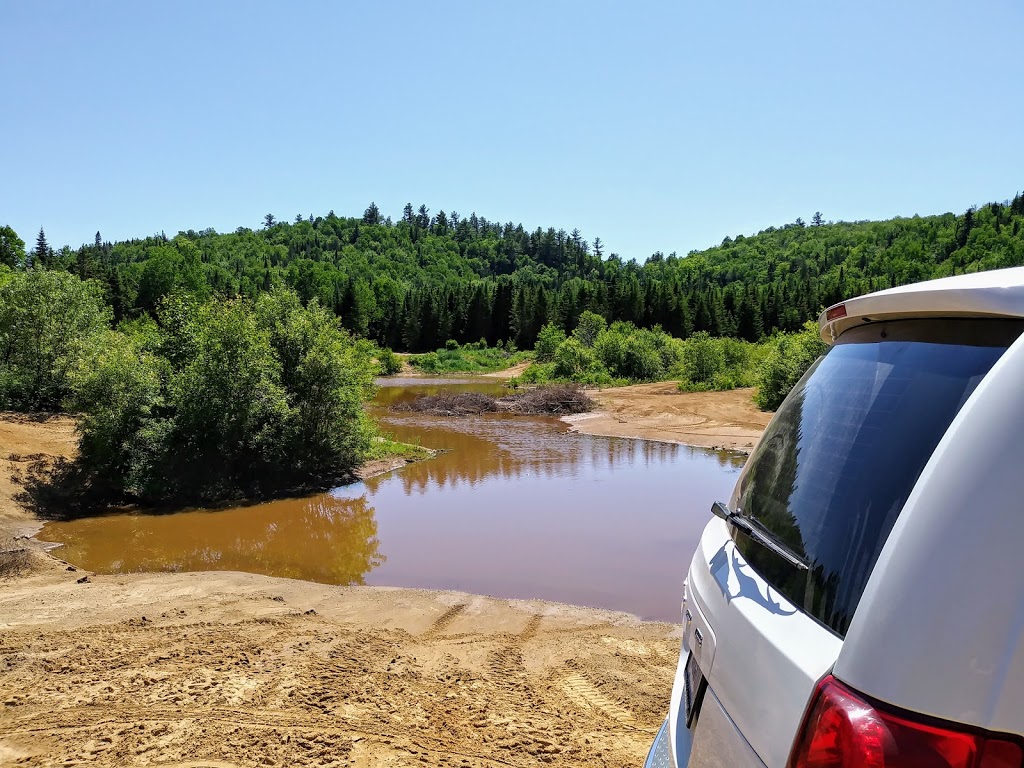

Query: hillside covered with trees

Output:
[3, 191, 1024, 353]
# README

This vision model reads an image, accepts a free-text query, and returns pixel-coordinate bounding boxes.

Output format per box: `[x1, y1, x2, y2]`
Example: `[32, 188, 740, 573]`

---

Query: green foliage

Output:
[677, 332, 725, 385]
[0, 226, 25, 269]
[754, 321, 828, 411]
[9, 191, 1024, 355]
[674, 333, 760, 392]
[71, 289, 378, 505]
[572, 311, 607, 347]
[552, 337, 599, 379]
[408, 344, 529, 374]
[376, 347, 403, 376]
[0, 270, 110, 410]
[535, 323, 567, 362]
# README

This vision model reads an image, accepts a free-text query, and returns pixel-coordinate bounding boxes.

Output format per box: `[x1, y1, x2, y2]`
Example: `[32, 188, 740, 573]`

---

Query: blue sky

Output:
[3, 0, 1022, 260]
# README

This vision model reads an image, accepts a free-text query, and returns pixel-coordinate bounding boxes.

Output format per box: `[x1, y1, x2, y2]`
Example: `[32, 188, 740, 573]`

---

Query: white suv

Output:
[646, 267, 1024, 768]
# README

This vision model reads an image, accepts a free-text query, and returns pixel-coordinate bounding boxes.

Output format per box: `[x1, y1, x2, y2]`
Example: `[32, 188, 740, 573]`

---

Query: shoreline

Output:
[0, 554, 678, 766]
[563, 383, 770, 454]
[0, 387, 768, 765]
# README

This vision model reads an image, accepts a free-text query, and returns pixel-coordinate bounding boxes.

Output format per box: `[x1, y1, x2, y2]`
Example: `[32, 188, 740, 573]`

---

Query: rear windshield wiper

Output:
[712, 501, 809, 571]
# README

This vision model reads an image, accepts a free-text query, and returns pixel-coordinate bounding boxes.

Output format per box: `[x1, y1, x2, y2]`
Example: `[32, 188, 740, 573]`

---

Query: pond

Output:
[39, 380, 747, 621]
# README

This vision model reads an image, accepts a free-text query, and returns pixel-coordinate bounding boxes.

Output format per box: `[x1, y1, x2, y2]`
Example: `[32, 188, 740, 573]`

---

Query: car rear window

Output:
[733, 318, 1024, 637]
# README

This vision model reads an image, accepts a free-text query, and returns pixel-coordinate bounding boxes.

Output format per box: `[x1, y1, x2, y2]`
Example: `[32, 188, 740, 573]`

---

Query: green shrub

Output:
[71, 291, 377, 505]
[553, 338, 599, 379]
[621, 334, 664, 381]
[535, 323, 567, 362]
[572, 311, 607, 347]
[0, 270, 110, 411]
[376, 347, 403, 376]
[679, 331, 726, 385]
[755, 321, 828, 411]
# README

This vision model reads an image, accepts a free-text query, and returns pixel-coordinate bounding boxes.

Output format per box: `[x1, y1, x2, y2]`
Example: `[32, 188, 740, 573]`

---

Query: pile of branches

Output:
[392, 385, 594, 417]
[499, 384, 595, 415]
[390, 391, 499, 416]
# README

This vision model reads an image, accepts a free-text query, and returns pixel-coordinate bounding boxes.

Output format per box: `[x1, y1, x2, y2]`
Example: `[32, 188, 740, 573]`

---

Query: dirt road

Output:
[564, 383, 770, 453]
[0, 554, 678, 767]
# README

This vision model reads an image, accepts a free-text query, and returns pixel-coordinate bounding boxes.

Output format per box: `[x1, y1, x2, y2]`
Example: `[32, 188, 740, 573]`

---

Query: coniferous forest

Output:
[4, 193, 1024, 353]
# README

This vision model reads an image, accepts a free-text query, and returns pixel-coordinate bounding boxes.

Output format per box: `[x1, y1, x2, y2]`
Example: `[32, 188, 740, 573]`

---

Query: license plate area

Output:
[683, 652, 707, 728]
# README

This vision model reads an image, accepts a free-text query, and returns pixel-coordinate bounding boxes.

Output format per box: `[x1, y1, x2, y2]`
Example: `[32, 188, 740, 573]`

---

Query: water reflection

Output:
[41, 381, 748, 621]
[44, 495, 384, 585]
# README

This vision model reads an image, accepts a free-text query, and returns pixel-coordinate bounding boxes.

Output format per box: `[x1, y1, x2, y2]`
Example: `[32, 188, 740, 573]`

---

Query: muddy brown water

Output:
[39, 380, 746, 621]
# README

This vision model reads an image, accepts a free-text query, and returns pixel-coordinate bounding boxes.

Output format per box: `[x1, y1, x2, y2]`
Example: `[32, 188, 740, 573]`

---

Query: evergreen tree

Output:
[263, 213, 276, 229]
[362, 202, 381, 225]
[33, 227, 50, 268]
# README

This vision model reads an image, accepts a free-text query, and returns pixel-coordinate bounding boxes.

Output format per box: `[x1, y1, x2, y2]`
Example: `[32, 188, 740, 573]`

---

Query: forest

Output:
[2, 193, 1020, 503]
[3, 191, 1023, 354]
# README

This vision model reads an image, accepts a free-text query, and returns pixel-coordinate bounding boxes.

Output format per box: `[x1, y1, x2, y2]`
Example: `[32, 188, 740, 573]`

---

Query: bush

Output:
[71, 290, 377, 505]
[572, 311, 607, 347]
[376, 347, 403, 376]
[0, 270, 110, 410]
[552, 338, 599, 379]
[621, 334, 664, 381]
[755, 321, 828, 411]
[678, 331, 726, 385]
[408, 343, 530, 374]
[535, 323, 566, 362]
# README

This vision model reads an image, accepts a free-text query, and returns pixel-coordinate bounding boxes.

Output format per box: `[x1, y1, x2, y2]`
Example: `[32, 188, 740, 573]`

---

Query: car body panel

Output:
[684, 519, 842, 767]
[834, 328, 1024, 735]
[819, 265, 1024, 342]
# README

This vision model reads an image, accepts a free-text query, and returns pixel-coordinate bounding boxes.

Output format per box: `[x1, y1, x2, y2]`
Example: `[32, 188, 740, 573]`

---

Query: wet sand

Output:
[564, 383, 771, 453]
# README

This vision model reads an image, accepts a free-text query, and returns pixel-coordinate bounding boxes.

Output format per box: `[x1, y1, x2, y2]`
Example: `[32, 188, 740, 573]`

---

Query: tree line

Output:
[3, 190, 1022, 352]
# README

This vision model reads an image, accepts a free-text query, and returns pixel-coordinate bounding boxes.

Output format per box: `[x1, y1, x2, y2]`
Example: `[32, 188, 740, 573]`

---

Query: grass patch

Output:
[408, 341, 531, 374]
[364, 436, 434, 463]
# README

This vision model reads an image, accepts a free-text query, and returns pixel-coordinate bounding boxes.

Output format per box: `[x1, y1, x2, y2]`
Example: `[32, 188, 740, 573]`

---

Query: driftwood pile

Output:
[391, 385, 594, 417]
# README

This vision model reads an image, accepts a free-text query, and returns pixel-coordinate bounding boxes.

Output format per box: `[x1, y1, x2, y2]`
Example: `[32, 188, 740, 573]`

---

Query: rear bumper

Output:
[644, 719, 675, 768]
[647, 687, 767, 768]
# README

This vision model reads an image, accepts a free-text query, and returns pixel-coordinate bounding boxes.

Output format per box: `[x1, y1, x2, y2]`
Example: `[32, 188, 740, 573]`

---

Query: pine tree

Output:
[811, 211, 825, 227]
[263, 213, 276, 229]
[33, 227, 50, 268]
[363, 202, 381, 225]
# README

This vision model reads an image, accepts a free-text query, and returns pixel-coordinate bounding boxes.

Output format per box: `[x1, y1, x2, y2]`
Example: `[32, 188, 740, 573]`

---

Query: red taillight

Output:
[826, 304, 848, 322]
[788, 676, 1023, 768]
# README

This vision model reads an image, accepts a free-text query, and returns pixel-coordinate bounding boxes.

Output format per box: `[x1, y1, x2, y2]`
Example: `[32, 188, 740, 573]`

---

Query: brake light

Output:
[788, 676, 1023, 768]
[826, 304, 847, 322]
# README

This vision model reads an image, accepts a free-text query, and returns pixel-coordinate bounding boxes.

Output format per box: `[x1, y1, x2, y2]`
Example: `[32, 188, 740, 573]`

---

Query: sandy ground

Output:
[0, 412, 78, 541]
[0, 554, 679, 767]
[480, 361, 531, 380]
[0, 413, 681, 767]
[564, 384, 771, 453]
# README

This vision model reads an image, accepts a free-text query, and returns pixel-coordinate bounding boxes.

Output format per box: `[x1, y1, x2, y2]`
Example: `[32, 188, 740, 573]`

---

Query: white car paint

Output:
[835, 323, 1024, 732]
[820, 265, 1024, 341]
[680, 519, 841, 767]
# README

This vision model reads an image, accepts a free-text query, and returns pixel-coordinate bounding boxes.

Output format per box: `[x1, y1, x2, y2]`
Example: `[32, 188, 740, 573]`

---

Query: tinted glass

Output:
[734, 318, 1023, 637]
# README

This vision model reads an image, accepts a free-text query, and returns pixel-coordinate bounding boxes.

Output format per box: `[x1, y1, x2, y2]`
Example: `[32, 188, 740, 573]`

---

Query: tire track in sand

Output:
[422, 601, 469, 639]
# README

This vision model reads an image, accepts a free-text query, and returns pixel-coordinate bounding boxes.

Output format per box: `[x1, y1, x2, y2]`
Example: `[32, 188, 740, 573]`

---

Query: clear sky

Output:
[3, 0, 1022, 260]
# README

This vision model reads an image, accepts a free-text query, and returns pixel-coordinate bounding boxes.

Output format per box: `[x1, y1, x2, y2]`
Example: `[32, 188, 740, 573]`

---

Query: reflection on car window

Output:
[734, 318, 1023, 637]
